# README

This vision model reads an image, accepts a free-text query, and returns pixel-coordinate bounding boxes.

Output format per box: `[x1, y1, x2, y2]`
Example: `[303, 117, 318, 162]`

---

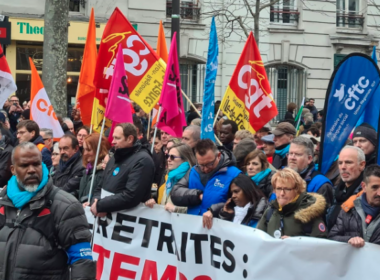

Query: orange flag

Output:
[156, 20, 168, 63]
[75, 8, 97, 126]
[29, 58, 64, 140]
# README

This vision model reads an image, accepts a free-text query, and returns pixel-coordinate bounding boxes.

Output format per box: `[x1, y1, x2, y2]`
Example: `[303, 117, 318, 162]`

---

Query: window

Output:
[334, 54, 346, 68]
[166, 1, 201, 21]
[266, 65, 307, 122]
[69, 0, 84, 13]
[179, 64, 206, 109]
[336, 0, 363, 28]
[270, 0, 299, 24]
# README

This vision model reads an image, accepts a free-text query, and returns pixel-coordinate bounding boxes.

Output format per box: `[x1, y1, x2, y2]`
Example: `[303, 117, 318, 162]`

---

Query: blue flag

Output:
[201, 18, 218, 141]
[355, 46, 380, 130]
[320, 54, 380, 175]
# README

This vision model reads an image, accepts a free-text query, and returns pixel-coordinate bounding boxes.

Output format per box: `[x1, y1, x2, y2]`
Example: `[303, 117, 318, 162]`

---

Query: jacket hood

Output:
[252, 197, 269, 220]
[32, 135, 44, 145]
[218, 146, 237, 169]
[294, 193, 326, 223]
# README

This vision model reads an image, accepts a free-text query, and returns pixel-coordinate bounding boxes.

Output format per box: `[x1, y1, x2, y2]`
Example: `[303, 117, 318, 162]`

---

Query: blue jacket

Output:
[187, 166, 241, 215]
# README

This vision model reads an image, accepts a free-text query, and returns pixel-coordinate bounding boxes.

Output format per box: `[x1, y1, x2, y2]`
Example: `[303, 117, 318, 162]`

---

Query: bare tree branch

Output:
[260, 0, 281, 12]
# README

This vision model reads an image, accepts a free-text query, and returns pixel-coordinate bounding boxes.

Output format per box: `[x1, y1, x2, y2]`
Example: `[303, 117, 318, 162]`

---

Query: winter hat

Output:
[233, 138, 257, 168]
[353, 123, 377, 146]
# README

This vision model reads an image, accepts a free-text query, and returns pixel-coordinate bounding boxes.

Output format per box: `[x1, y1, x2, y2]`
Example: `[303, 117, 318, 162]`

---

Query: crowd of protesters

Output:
[0, 95, 380, 279]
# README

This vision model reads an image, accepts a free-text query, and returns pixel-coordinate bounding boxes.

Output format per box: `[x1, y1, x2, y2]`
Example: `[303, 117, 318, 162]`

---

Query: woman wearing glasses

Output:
[257, 168, 328, 239]
[244, 150, 275, 200]
[145, 143, 196, 213]
[203, 173, 267, 229]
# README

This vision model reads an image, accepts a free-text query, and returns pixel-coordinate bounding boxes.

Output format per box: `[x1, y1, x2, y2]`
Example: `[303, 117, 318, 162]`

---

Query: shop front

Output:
[6, 17, 106, 110]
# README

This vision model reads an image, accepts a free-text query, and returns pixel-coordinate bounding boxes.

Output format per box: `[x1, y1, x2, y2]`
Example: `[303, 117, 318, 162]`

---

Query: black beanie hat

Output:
[353, 123, 377, 146]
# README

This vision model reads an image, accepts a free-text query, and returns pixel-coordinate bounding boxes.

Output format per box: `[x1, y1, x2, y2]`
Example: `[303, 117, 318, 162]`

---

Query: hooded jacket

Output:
[328, 196, 380, 245]
[52, 151, 85, 197]
[93, 141, 155, 213]
[0, 179, 96, 280]
[218, 197, 268, 228]
[257, 192, 328, 238]
[32, 135, 52, 170]
[170, 147, 241, 215]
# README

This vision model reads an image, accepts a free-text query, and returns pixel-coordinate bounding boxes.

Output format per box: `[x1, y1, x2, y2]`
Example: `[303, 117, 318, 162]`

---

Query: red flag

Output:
[94, 8, 166, 114]
[105, 45, 133, 124]
[157, 33, 186, 137]
[0, 45, 17, 107]
[220, 32, 278, 132]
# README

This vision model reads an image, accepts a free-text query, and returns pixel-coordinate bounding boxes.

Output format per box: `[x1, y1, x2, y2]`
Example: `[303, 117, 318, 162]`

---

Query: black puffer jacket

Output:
[52, 152, 85, 197]
[93, 141, 155, 213]
[0, 137, 12, 188]
[328, 196, 380, 245]
[0, 180, 96, 280]
[78, 165, 104, 203]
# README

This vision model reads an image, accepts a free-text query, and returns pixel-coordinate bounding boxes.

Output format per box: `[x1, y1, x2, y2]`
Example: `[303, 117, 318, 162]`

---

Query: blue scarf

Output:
[7, 163, 49, 209]
[274, 144, 290, 158]
[166, 162, 190, 196]
[250, 168, 272, 185]
[361, 193, 380, 219]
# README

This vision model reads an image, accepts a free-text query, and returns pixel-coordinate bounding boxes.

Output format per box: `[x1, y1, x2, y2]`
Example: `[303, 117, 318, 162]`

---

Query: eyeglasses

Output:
[275, 187, 296, 193]
[286, 152, 305, 158]
[43, 138, 51, 141]
[165, 154, 182, 161]
[197, 155, 218, 169]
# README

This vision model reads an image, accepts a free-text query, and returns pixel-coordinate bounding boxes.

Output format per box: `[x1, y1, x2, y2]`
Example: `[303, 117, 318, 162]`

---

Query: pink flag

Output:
[105, 44, 133, 124]
[157, 32, 186, 137]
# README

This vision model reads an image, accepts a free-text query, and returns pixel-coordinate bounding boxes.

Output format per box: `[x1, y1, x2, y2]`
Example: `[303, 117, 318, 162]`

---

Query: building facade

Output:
[1, 0, 380, 120]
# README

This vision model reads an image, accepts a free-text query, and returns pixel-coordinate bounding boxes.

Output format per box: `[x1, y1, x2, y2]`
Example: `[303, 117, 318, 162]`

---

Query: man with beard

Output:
[272, 122, 296, 169]
[352, 123, 377, 166]
[287, 136, 333, 207]
[52, 135, 85, 197]
[0, 142, 95, 279]
[329, 164, 380, 247]
[327, 146, 366, 230]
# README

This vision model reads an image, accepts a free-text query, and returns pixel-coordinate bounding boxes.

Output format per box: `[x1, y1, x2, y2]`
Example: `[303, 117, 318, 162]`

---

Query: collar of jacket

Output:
[0, 179, 54, 211]
[341, 190, 364, 213]
[335, 172, 364, 203]
[300, 163, 316, 181]
[114, 142, 142, 163]
[271, 192, 326, 223]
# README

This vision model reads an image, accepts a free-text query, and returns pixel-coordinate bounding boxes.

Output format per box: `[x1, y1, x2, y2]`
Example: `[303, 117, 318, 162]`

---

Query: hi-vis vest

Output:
[36, 143, 46, 152]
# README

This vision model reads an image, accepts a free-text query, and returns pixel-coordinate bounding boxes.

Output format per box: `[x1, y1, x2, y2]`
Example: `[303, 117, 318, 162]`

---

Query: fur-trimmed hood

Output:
[294, 193, 326, 223]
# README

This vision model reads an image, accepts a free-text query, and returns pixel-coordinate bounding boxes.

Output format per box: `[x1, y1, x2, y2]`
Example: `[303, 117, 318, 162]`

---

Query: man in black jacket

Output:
[17, 120, 52, 169]
[53, 134, 85, 196]
[287, 136, 334, 207]
[0, 142, 95, 279]
[272, 122, 296, 169]
[91, 123, 154, 216]
[352, 123, 377, 166]
[329, 165, 380, 247]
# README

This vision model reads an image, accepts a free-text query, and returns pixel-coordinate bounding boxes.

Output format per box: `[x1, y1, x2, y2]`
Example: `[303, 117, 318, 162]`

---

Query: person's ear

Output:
[11, 165, 15, 175]
[361, 181, 367, 193]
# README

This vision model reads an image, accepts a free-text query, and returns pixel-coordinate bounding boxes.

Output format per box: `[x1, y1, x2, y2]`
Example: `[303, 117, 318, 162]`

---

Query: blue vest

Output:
[187, 166, 241, 216]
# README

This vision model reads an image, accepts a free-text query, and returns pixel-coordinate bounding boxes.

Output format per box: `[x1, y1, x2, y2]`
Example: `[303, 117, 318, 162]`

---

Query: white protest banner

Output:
[86, 205, 380, 280]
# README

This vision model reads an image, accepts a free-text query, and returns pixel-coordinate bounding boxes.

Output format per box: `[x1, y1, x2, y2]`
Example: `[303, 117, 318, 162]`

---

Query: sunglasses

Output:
[165, 154, 182, 161]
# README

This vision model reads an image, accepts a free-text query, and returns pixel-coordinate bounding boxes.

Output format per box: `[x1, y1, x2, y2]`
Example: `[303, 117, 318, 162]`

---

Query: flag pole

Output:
[147, 110, 152, 140]
[89, 99, 96, 134]
[151, 106, 163, 154]
[181, 89, 222, 146]
[88, 117, 106, 204]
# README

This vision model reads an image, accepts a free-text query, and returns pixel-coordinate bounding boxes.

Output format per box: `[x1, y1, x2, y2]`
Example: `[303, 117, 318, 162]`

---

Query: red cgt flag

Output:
[220, 32, 278, 133]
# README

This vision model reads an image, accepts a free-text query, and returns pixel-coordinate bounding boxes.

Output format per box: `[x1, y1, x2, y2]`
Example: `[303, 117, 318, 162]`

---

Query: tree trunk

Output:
[42, 0, 69, 117]
[254, 0, 260, 45]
